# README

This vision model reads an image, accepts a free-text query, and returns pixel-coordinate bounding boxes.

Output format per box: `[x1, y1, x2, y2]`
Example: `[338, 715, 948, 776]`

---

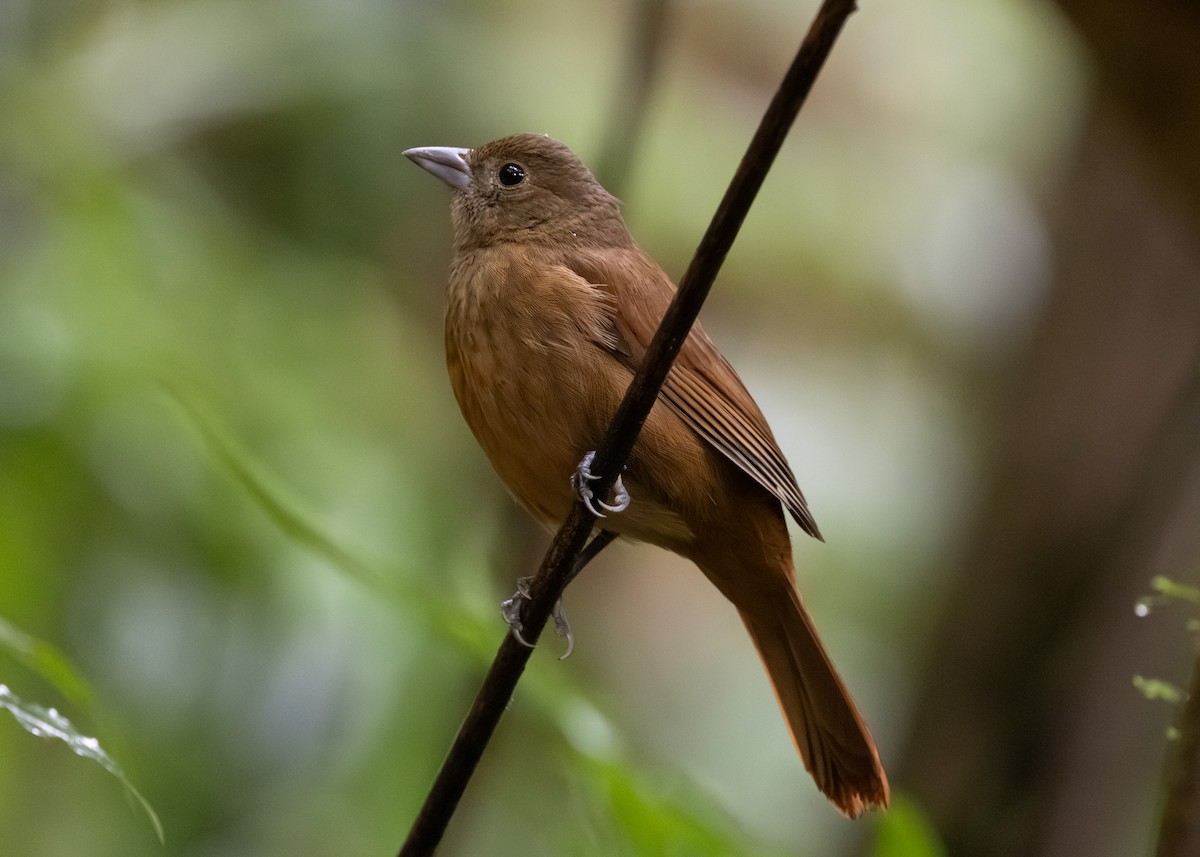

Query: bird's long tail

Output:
[737, 584, 889, 817]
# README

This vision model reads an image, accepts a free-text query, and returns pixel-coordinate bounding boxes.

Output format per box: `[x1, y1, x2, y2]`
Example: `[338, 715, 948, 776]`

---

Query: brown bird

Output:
[404, 133, 888, 817]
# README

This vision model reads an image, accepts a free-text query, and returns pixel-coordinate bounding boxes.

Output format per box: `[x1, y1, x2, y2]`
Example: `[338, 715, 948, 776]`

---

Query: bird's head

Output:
[405, 134, 629, 252]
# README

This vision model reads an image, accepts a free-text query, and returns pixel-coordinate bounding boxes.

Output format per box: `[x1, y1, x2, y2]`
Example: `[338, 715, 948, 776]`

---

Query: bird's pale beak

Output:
[403, 146, 471, 190]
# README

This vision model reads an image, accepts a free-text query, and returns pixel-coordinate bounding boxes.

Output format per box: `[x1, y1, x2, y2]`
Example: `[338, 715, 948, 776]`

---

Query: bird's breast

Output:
[443, 248, 612, 526]
[443, 245, 704, 547]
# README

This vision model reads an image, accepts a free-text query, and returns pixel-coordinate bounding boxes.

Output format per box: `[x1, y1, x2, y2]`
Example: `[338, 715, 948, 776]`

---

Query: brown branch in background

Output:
[1157, 644, 1200, 857]
[397, 1, 858, 854]
[895, 109, 1200, 856]
[595, 0, 671, 196]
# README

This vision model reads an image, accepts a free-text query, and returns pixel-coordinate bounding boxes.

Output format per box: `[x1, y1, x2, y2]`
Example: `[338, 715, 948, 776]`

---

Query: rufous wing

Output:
[567, 248, 822, 539]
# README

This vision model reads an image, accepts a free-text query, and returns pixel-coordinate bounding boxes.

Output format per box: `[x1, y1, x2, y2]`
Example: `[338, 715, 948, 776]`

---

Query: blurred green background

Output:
[3, 0, 1199, 855]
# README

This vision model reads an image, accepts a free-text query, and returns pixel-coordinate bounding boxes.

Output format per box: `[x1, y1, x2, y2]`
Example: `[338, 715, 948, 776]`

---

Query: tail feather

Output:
[738, 586, 889, 817]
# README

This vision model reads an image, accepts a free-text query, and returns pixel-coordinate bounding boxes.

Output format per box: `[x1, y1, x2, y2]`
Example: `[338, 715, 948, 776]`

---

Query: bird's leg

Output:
[563, 528, 617, 589]
[572, 450, 631, 517]
[499, 529, 618, 659]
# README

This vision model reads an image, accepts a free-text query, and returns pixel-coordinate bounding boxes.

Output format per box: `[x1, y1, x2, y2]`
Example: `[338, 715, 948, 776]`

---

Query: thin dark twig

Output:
[567, 529, 619, 588]
[398, 2, 857, 854]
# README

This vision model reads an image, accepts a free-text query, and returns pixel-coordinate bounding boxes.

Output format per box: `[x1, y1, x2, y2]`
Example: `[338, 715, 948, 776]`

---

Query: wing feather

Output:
[567, 248, 822, 540]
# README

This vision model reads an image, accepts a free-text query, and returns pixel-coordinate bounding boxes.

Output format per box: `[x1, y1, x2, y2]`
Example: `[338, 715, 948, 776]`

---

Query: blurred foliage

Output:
[0, 0, 1090, 854]
[1132, 575, 1198, 712]
[1141, 575, 1200, 608]
[0, 615, 95, 708]
[1133, 676, 1184, 706]
[870, 795, 947, 857]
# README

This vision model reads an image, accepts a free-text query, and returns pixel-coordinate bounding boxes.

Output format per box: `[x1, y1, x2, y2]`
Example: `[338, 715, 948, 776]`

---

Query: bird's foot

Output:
[572, 450, 630, 517]
[499, 577, 535, 646]
[500, 576, 575, 659]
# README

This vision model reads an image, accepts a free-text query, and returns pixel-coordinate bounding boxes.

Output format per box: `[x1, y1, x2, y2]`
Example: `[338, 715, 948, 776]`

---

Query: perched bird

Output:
[405, 133, 888, 816]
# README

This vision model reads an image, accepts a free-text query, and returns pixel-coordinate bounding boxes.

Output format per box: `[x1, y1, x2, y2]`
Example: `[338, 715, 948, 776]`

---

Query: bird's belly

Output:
[447, 323, 598, 526]
[446, 320, 697, 545]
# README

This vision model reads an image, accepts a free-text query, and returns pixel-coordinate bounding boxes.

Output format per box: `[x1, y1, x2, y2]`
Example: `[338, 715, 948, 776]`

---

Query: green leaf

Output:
[872, 793, 948, 857]
[161, 380, 492, 655]
[1133, 675, 1184, 703]
[1151, 576, 1200, 605]
[0, 617, 95, 710]
[1134, 576, 1200, 618]
[0, 684, 163, 843]
[161, 381, 390, 594]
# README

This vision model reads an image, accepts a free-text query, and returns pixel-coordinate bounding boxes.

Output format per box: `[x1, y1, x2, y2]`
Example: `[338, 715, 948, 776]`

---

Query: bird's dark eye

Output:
[498, 163, 526, 186]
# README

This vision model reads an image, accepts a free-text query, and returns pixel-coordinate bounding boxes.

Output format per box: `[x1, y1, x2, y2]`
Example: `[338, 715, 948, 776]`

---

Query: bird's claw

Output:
[572, 450, 631, 518]
[500, 577, 535, 647]
[500, 576, 575, 658]
[551, 599, 574, 660]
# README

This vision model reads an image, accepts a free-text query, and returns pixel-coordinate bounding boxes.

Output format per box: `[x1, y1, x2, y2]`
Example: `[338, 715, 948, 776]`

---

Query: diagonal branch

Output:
[398, 2, 858, 854]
